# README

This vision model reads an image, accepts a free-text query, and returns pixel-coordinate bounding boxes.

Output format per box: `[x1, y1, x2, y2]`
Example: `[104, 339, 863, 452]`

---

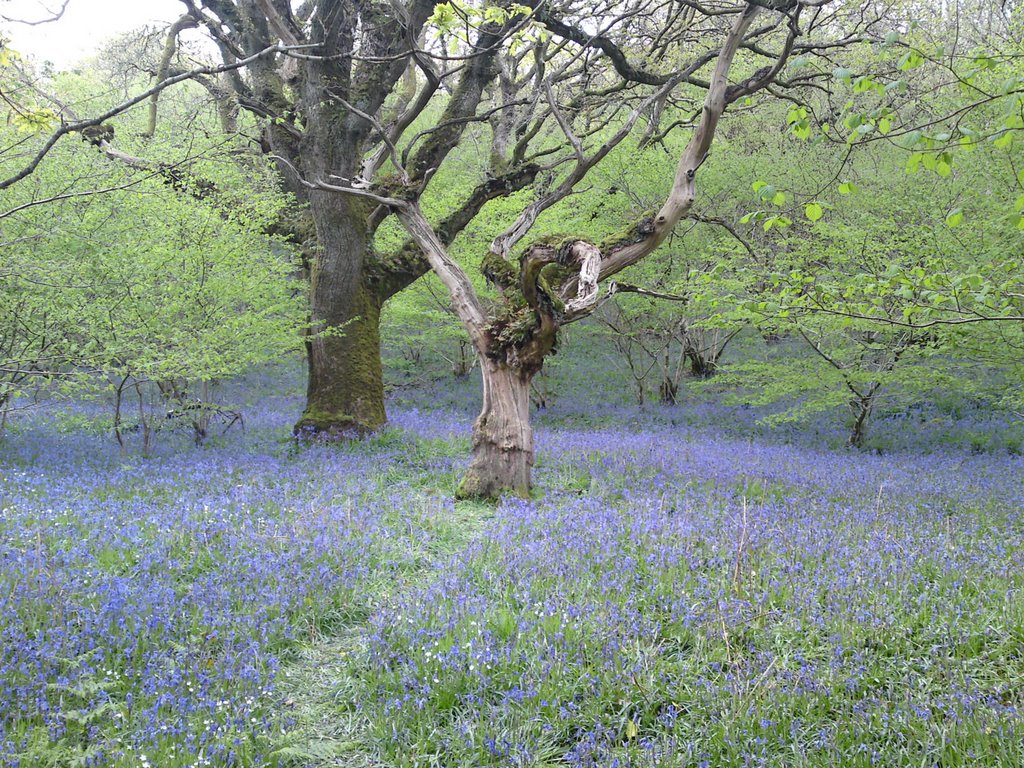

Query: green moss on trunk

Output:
[295, 285, 386, 439]
[598, 211, 658, 253]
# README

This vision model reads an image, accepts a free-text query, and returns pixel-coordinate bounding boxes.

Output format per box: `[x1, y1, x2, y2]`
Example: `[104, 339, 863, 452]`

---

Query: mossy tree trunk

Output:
[293, 189, 388, 436]
[457, 361, 535, 499]
[297, 282, 386, 436]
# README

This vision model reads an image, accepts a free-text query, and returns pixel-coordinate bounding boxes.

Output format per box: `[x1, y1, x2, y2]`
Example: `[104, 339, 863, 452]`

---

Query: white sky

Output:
[4, 0, 185, 69]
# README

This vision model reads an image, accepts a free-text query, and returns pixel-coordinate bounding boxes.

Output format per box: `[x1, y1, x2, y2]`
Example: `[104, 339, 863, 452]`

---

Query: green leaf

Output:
[804, 202, 824, 222]
[787, 105, 808, 124]
[428, 3, 458, 31]
[853, 75, 878, 94]
[898, 50, 924, 71]
[10, 107, 58, 133]
[1000, 77, 1022, 95]
[0, 42, 21, 68]
[900, 130, 923, 148]
[483, 6, 508, 23]
[792, 121, 812, 140]
[764, 215, 792, 231]
[945, 208, 964, 228]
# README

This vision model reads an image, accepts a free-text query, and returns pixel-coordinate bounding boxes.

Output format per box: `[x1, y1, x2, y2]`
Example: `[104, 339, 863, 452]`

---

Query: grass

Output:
[274, 496, 495, 767]
[355, 427, 1024, 767]
[1, 384, 1023, 767]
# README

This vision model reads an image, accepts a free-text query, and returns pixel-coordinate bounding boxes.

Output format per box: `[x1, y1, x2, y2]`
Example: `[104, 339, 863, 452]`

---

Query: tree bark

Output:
[686, 350, 718, 379]
[296, 278, 386, 437]
[287, 182, 388, 436]
[281, 166, 377, 435]
[848, 387, 879, 449]
[848, 398, 871, 449]
[457, 360, 534, 499]
[659, 377, 678, 404]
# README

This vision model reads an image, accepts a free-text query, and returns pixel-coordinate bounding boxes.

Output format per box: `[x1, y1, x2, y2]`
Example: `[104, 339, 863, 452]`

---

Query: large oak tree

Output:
[165, 0, 551, 436]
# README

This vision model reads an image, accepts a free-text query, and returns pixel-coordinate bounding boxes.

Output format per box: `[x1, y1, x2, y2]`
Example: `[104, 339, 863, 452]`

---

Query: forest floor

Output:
[2, 373, 1024, 767]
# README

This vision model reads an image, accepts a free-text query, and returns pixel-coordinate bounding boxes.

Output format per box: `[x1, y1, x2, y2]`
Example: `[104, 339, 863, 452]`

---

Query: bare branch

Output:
[0, 42, 317, 192]
[1, 0, 69, 25]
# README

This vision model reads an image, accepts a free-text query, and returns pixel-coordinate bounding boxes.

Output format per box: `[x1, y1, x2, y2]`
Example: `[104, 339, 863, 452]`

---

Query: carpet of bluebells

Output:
[2, 370, 1023, 767]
